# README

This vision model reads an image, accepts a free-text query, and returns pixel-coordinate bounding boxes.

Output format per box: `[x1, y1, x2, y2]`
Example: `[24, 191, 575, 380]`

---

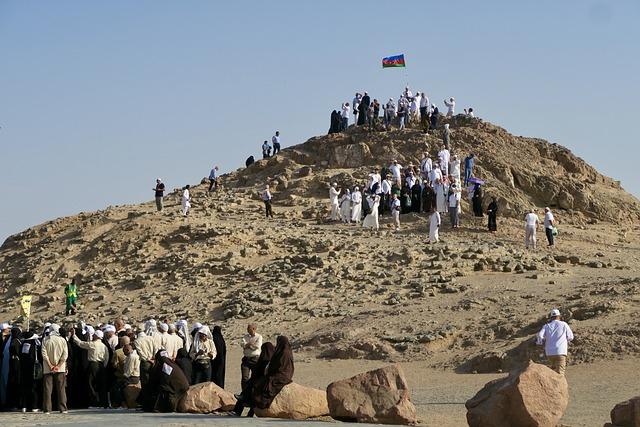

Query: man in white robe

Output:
[389, 160, 403, 188]
[438, 146, 450, 176]
[444, 97, 455, 116]
[391, 194, 401, 231]
[430, 165, 443, 188]
[435, 179, 449, 213]
[429, 208, 441, 243]
[450, 154, 461, 184]
[329, 183, 341, 221]
[340, 189, 351, 223]
[181, 185, 191, 217]
[351, 187, 362, 223]
[420, 154, 432, 182]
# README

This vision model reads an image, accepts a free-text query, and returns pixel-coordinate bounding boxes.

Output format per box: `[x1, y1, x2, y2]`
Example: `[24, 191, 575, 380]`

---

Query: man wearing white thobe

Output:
[525, 209, 540, 249]
[351, 187, 362, 223]
[329, 183, 341, 221]
[430, 165, 443, 188]
[420, 154, 432, 181]
[389, 160, 402, 187]
[438, 147, 450, 176]
[450, 155, 461, 184]
[429, 209, 441, 243]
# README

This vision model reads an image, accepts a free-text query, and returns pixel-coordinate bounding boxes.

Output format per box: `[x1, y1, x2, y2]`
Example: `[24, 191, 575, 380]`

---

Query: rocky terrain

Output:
[1, 116, 639, 379]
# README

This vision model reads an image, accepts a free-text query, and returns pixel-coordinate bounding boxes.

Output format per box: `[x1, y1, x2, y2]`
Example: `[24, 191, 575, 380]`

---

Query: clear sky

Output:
[1, 0, 639, 243]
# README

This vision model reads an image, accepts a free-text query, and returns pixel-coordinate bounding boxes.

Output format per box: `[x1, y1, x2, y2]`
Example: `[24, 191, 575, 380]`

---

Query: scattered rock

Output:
[254, 382, 329, 420]
[178, 382, 237, 413]
[327, 364, 417, 425]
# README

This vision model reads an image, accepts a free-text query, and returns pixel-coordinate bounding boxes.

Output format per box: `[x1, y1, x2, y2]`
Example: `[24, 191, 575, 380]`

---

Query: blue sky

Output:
[1, 0, 639, 242]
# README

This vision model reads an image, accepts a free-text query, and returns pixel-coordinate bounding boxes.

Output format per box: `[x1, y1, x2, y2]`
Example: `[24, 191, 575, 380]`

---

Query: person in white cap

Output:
[329, 183, 341, 221]
[104, 325, 118, 351]
[536, 308, 574, 376]
[158, 323, 170, 349]
[190, 326, 216, 384]
[181, 185, 191, 217]
[71, 328, 108, 407]
[339, 189, 352, 223]
[429, 206, 441, 243]
[524, 208, 540, 250]
[133, 330, 158, 389]
[153, 178, 165, 212]
[41, 324, 68, 413]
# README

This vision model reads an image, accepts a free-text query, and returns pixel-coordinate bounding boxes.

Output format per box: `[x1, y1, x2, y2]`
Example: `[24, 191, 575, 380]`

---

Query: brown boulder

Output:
[326, 364, 417, 425]
[177, 381, 237, 413]
[466, 361, 568, 427]
[609, 396, 640, 426]
[123, 383, 141, 408]
[254, 382, 329, 420]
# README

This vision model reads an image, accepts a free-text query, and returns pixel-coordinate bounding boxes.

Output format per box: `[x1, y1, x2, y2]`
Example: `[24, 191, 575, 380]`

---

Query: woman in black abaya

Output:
[211, 326, 226, 389]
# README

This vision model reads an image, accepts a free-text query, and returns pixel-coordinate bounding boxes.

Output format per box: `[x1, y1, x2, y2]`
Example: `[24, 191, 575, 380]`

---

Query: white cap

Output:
[549, 308, 561, 317]
[1, 322, 10, 330]
[104, 325, 116, 333]
[124, 324, 132, 330]
[159, 323, 169, 332]
[94, 330, 104, 339]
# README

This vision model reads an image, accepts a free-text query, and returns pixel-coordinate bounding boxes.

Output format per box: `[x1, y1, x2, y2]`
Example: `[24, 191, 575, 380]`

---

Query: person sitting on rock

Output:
[233, 342, 275, 417]
[251, 336, 294, 412]
[536, 309, 574, 376]
[240, 324, 263, 392]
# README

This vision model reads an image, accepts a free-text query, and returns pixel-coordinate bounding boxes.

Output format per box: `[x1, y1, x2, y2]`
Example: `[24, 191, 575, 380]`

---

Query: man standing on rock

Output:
[389, 160, 403, 188]
[272, 131, 281, 155]
[261, 185, 274, 218]
[208, 166, 219, 192]
[329, 183, 341, 221]
[536, 308, 574, 376]
[438, 145, 450, 176]
[544, 207, 556, 247]
[240, 324, 262, 392]
[464, 153, 475, 186]
[351, 186, 362, 223]
[153, 178, 165, 212]
[525, 209, 540, 250]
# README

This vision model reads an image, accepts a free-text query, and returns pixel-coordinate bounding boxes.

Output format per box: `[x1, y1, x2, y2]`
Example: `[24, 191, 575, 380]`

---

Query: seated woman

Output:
[233, 342, 275, 416]
[144, 350, 190, 412]
[251, 336, 294, 411]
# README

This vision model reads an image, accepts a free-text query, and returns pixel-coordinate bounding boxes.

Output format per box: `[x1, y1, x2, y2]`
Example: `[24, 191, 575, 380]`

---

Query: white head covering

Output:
[192, 325, 212, 354]
[144, 319, 158, 336]
[159, 323, 169, 333]
[49, 323, 61, 337]
[176, 320, 191, 350]
[444, 123, 449, 130]
[137, 331, 147, 338]
[84, 325, 95, 338]
[94, 330, 104, 339]
[124, 324, 132, 330]
[104, 325, 116, 333]
[1, 322, 10, 330]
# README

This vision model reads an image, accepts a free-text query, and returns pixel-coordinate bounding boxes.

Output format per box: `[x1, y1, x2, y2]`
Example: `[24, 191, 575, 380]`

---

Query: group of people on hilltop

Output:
[0, 318, 293, 417]
[330, 87, 475, 134]
[327, 142, 486, 237]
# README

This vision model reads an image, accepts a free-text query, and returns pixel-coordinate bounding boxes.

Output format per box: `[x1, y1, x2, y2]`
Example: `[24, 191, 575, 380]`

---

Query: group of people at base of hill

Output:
[0, 307, 573, 415]
[329, 86, 474, 134]
[0, 318, 294, 417]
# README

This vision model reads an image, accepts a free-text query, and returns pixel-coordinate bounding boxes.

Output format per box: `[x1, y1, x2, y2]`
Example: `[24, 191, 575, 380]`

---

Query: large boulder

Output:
[326, 364, 417, 425]
[465, 361, 568, 427]
[123, 383, 141, 408]
[607, 396, 640, 427]
[177, 381, 237, 413]
[254, 382, 329, 420]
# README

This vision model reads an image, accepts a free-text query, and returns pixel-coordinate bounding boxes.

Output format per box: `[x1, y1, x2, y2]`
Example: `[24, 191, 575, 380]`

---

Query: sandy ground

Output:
[1, 346, 636, 426]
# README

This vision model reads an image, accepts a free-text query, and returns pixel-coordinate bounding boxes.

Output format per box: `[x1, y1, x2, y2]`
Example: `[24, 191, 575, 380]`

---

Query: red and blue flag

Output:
[382, 54, 406, 68]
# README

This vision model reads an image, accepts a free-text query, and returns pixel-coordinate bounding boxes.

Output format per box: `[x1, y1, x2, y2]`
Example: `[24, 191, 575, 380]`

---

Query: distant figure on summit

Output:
[358, 92, 370, 126]
[181, 185, 191, 217]
[153, 178, 165, 212]
[444, 97, 455, 117]
[208, 166, 219, 192]
[272, 131, 281, 156]
[261, 141, 271, 159]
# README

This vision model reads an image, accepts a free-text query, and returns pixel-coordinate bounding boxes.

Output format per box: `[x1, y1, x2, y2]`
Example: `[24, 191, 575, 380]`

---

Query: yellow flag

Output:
[20, 295, 32, 317]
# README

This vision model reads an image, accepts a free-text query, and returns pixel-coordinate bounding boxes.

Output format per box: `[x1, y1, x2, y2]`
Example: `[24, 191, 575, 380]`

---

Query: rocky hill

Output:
[1, 116, 639, 373]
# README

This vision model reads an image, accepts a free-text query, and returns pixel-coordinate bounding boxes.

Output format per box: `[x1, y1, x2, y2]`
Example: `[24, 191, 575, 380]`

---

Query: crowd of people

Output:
[325, 86, 559, 250]
[0, 319, 294, 416]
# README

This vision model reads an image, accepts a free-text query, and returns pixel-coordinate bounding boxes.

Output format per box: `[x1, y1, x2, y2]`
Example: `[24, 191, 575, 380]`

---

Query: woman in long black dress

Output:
[251, 336, 294, 411]
[175, 348, 193, 385]
[143, 350, 190, 413]
[211, 326, 226, 389]
[233, 342, 275, 416]
[472, 184, 484, 217]
[19, 330, 40, 412]
[487, 197, 498, 232]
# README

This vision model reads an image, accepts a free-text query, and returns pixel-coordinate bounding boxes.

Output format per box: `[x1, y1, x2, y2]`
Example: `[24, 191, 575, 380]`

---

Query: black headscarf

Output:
[211, 326, 226, 388]
[252, 336, 294, 409]
[175, 348, 192, 386]
[146, 350, 190, 412]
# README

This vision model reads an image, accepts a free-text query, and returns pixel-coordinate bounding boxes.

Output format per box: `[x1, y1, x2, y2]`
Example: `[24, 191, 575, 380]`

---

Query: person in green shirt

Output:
[64, 278, 78, 315]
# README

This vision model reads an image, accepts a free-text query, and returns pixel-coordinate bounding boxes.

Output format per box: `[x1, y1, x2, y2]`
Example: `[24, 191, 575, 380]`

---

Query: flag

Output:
[20, 295, 32, 317]
[382, 54, 406, 68]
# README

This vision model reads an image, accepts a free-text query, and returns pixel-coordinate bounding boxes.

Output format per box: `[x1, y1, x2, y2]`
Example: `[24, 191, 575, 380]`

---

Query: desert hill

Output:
[1, 116, 639, 375]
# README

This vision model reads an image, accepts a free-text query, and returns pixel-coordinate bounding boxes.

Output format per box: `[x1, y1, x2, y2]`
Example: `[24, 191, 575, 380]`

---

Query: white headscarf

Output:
[175, 320, 191, 350]
[144, 319, 158, 336]
[191, 325, 212, 354]
[49, 323, 61, 337]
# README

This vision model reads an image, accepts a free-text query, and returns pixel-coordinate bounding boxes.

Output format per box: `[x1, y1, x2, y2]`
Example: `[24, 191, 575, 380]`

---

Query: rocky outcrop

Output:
[606, 396, 640, 427]
[253, 382, 329, 420]
[177, 382, 237, 413]
[326, 365, 417, 425]
[465, 361, 568, 427]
